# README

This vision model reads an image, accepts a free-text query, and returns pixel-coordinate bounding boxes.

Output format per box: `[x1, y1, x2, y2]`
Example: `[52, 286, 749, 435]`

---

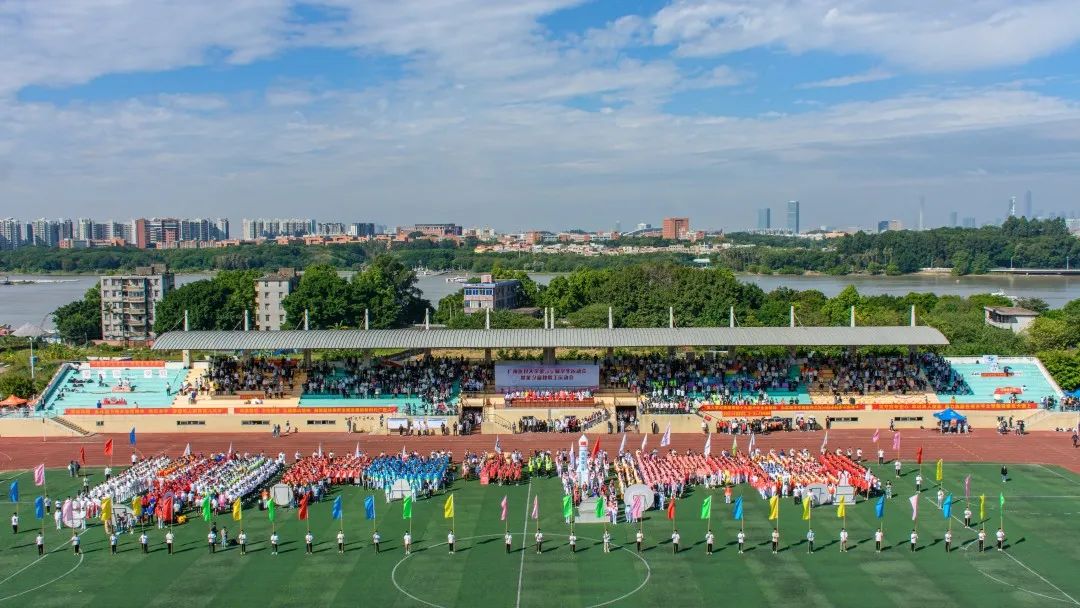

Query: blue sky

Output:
[2, 0, 1080, 231]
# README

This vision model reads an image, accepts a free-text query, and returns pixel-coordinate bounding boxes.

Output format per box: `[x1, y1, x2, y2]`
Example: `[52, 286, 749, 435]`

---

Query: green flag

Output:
[201, 495, 212, 523]
[562, 496, 573, 520]
[701, 496, 712, 520]
[268, 497, 275, 522]
[595, 497, 605, 519]
[403, 495, 413, 520]
[1000, 493, 1005, 509]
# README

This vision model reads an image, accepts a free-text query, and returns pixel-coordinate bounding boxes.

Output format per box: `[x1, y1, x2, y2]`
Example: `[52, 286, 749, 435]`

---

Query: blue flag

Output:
[331, 496, 343, 520]
[129, 427, 137, 446]
[733, 496, 743, 521]
[34, 496, 44, 520]
[943, 494, 953, 519]
[364, 495, 376, 521]
[7, 481, 17, 503]
[875, 495, 885, 519]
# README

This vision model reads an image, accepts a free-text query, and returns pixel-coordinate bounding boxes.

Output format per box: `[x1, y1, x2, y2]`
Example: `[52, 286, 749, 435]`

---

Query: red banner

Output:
[88, 360, 166, 368]
[871, 402, 1036, 411]
[64, 407, 229, 415]
[233, 406, 398, 415]
[506, 399, 596, 407]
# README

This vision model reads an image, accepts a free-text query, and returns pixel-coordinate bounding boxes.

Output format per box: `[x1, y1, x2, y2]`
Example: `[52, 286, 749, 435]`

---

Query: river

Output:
[0, 271, 1075, 331]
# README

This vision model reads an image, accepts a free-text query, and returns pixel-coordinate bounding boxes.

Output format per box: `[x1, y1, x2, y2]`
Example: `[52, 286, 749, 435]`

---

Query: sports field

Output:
[2, 461, 1080, 607]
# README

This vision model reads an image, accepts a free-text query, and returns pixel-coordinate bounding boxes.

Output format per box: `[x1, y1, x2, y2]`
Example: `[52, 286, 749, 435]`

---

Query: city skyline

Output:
[3, 2, 1080, 229]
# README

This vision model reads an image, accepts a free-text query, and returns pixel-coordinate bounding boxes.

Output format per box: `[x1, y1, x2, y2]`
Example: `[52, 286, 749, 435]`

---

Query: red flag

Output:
[104, 439, 114, 457]
[666, 499, 676, 521]
[158, 496, 173, 523]
[590, 437, 601, 460]
[298, 494, 309, 521]
[916, 447, 923, 465]
[79, 447, 86, 465]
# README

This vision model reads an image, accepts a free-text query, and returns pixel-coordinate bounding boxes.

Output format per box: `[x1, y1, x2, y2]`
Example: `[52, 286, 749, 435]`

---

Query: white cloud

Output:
[651, 0, 1080, 72]
[797, 68, 893, 89]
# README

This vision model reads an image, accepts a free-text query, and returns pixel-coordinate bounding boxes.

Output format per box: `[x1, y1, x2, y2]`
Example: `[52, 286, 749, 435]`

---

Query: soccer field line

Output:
[0, 553, 83, 604]
[515, 480, 532, 608]
[0, 525, 91, 595]
[920, 495, 1080, 606]
[1036, 464, 1080, 485]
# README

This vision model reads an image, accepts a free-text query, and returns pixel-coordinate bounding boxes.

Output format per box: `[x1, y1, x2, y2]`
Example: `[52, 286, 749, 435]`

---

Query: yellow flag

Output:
[100, 497, 112, 522]
[444, 494, 455, 519]
[768, 495, 779, 521]
[979, 494, 986, 520]
[232, 499, 242, 522]
[802, 495, 811, 521]
[131, 497, 142, 517]
[935, 459, 943, 482]
[836, 496, 846, 519]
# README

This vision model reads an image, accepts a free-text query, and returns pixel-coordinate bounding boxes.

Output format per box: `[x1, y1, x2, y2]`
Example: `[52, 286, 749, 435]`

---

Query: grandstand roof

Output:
[152, 326, 949, 350]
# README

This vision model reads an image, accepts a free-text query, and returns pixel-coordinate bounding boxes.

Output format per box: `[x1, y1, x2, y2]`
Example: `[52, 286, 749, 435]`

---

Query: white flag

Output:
[909, 494, 919, 521]
[354, 442, 360, 458]
[703, 434, 712, 457]
[494, 436, 502, 454]
[227, 442, 232, 456]
[318, 442, 323, 458]
[640, 434, 648, 452]
[618, 433, 627, 454]
[820, 431, 829, 453]
[660, 424, 671, 447]
[182, 443, 191, 457]
[748, 432, 756, 454]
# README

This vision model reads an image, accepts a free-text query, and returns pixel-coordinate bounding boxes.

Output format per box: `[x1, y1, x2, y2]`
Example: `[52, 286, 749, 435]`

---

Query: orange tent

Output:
[993, 387, 1023, 395]
[0, 395, 29, 406]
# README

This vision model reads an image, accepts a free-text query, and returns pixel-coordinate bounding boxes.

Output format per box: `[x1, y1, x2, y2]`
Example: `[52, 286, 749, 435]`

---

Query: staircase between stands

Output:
[49, 416, 94, 437]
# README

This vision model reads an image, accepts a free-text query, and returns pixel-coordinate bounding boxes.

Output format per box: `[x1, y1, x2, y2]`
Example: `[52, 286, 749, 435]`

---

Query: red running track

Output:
[1, 429, 1078, 474]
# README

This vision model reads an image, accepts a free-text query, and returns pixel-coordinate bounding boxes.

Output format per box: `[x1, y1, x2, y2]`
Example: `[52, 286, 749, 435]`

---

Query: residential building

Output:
[348, 222, 376, 238]
[984, 306, 1039, 333]
[0, 219, 21, 250]
[463, 274, 519, 313]
[949, 211, 958, 228]
[255, 268, 299, 331]
[99, 264, 175, 342]
[756, 208, 771, 231]
[662, 217, 690, 240]
[877, 219, 903, 232]
[786, 200, 800, 234]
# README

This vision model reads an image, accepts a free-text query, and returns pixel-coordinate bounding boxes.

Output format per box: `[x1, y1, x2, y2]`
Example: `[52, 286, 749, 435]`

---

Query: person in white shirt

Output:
[130, 453, 137, 465]
[505, 531, 513, 554]
[35, 533, 44, 556]
[447, 530, 455, 554]
[977, 528, 986, 552]
[909, 529, 918, 552]
[963, 506, 973, 528]
[936, 488, 945, 509]
[104, 466, 112, 481]
[238, 530, 248, 555]
[915, 473, 923, 492]
[705, 530, 715, 555]
[894, 459, 902, 477]
[839, 528, 849, 552]
[602, 530, 611, 553]
[534, 529, 543, 554]
[635, 530, 644, 553]
[404, 532, 412, 555]
[110, 532, 118, 555]
[568, 532, 577, 553]
[11, 513, 18, 534]
[270, 532, 279, 555]
[878, 448, 885, 465]
[337, 530, 345, 554]
[874, 528, 884, 553]
[165, 530, 174, 554]
[671, 529, 681, 554]
[737, 530, 746, 554]
[54, 509, 62, 531]
[806, 528, 815, 554]
[996, 527, 1005, 551]
[305, 531, 314, 555]
[137, 531, 148, 554]
[771, 528, 780, 554]
[72, 532, 81, 555]
[944, 529, 953, 553]
[373, 530, 381, 554]
[208, 530, 217, 554]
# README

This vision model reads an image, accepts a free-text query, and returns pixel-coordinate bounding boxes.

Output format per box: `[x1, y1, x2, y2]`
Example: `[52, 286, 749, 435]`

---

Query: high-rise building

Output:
[786, 200, 800, 234]
[255, 268, 299, 331]
[949, 211, 958, 228]
[76, 218, 94, 241]
[1024, 190, 1033, 218]
[878, 220, 903, 232]
[0, 218, 22, 250]
[918, 196, 925, 231]
[962, 217, 977, 228]
[348, 222, 376, 237]
[1008, 196, 1017, 217]
[214, 218, 230, 241]
[661, 217, 690, 240]
[99, 264, 175, 342]
[756, 208, 771, 231]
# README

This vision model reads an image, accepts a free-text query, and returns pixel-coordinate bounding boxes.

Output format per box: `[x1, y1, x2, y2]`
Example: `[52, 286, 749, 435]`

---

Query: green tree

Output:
[52, 285, 102, 344]
[283, 265, 355, 329]
[0, 373, 37, 399]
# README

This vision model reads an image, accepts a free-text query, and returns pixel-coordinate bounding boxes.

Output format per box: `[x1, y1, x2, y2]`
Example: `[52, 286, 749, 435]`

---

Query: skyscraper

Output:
[1008, 196, 1017, 217]
[1024, 190, 1033, 218]
[786, 200, 800, 234]
[757, 208, 771, 231]
[949, 211, 958, 228]
[918, 196, 925, 231]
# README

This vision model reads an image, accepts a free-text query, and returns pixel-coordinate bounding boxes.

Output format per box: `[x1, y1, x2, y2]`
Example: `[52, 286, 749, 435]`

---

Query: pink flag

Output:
[531, 496, 539, 520]
[820, 431, 828, 452]
[500, 495, 508, 522]
[632, 495, 644, 520]
[62, 499, 73, 527]
[872, 429, 880, 443]
[909, 494, 919, 521]
[33, 464, 45, 487]
[892, 432, 901, 451]
[964, 475, 971, 499]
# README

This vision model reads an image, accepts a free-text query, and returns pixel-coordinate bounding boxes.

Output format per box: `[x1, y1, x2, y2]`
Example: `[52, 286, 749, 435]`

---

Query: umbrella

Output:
[0, 395, 29, 406]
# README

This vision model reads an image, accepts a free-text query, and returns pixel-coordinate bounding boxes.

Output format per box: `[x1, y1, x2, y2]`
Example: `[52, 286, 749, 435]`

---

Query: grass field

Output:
[1, 461, 1080, 607]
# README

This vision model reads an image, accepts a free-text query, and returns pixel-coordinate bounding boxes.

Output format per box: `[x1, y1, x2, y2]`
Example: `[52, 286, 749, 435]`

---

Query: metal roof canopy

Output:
[152, 326, 949, 351]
